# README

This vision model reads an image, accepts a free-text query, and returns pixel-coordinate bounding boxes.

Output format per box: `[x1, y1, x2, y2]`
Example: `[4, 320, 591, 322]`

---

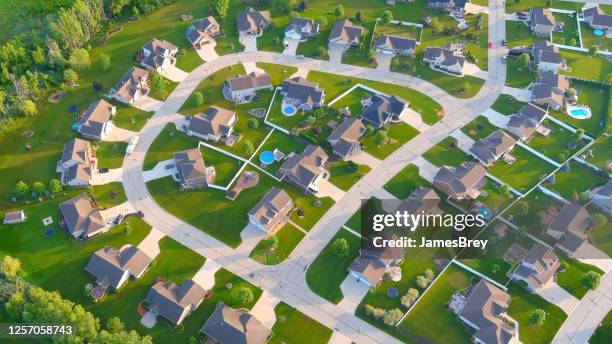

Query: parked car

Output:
[98, 168, 109, 173]
[113, 214, 124, 225]
[137, 210, 145, 218]
[501, 39, 506, 46]
[488, 41, 493, 48]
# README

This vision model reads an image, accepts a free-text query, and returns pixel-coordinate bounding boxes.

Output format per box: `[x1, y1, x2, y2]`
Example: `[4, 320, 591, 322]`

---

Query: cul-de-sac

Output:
[0, 0, 611, 343]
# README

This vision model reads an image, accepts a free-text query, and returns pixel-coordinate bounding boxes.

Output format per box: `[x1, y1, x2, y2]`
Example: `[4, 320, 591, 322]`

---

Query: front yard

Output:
[557, 257, 604, 299]
[491, 94, 527, 116]
[250, 223, 305, 265]
[383, 164, 430, 199]
[96, 141, 128, 169]
[461, 115, 499, 140]
[423, 137, 470, 167]
[92, 182, 127, 209]
[505, 55, 536, 88]
[329, 161, 371, 191]
[488, 146, 558, 192]
[269, 302, 333, 344]
[361, 122, 420, 160]
[112, 102, 154, 131]
[505, 20, 539, 48]
[143, 123, 199, 170]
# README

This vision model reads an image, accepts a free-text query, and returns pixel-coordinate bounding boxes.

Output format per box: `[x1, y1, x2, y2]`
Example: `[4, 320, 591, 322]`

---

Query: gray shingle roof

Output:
[328, 117, 366, 158]
[112, 67, 149, 102]
[329, 19, 364, 44]
[145, 279, 207, 325]
[349, 257, 387, 285]
[174, 148, 208, 187]
[227, 73, 272, 92]
[434, 161, 487, 199]
[78, 99, 115, 138]
[278, 145, 329, 191]
[59, 194, 105, 238]
[201, 302, 270, 344]
[360, 94, 409, 128]
[237, 7, 270, 32]
[469, 130, 517, 165]
[85, 245, 152, 289]
[514, 243, 559, 288]
[547, 204, 590, 235]
[374, 35, 417, 52]
[188, 106, 236, 138]
[248, 187, 294, 230]
[281, 77, 324, 106]
[396, 187, 442, 215]
[530, 8, 555, 27]
[61, 138, 92, 165]
[285, 17, 319, 38]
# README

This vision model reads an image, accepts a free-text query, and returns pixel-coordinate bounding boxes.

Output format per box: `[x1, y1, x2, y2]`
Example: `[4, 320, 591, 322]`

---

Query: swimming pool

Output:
[282, 104, 297, 116]
[259, 151, 275, 165]
[479, 207, 492, 220]
[594, 29, 605, 37]
[566, 105, 592, 119]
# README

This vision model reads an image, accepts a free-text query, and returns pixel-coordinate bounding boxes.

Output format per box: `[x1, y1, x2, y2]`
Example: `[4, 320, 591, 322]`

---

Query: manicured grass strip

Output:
[256, 62, 298, 86]
[306, 229, 360, 304]
[383, 164, 430, 199]
[269, 302, 333, 344]
[362, 122, 420, 160]
[296, 28, 330, 61]
[557, 258, 604, 299]
[460, 259, 512, 286]
[257, 14, 289, 53]
[329, 161, 371, 191]
[143, 124, 200, 171]
[491, 94, 527, 116]
[461, 115, 499, 140]
[507, 283, 567, 344]
[112, 102, 153, 131]
[96, 141, 128, 169]
[423, 137, 470, 167]
[250, 223, 305, 265]
[92, 182, 127, 209]
[148, 77, 178, 101]
[547, 162, 607, 200]
[488, 146, 557, 192]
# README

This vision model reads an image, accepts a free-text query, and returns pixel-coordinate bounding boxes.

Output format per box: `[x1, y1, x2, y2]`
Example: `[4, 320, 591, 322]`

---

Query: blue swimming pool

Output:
[479, 207, 492, 220]
[259, 151, 275, 165]
[594, 29, 605, 37]
[282, 105, 297, 116]
[570, 108, 590, 119]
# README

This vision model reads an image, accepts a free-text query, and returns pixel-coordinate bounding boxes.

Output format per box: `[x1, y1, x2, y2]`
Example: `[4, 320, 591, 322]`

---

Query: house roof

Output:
[285, 17, 319, 37]
[595, 179, 612, 198]
[281, 77, 324, 106]
[142, 38, 177, 69]
[469, 130, 517, 165]
[278, 145, 329, 190]
[360, 94, 408, 128]
[192, 16, 219, 32]
[145, 279, 207, 325]
[514, 243, 559, 287]
[459, 280, 516, 344]
[434, 161, 487, 198]
[558, 230, 588, 253]
[201, 302, 270, 344]
[248, 187, 294, 230]
[59, 194, 105, 237]
[374, 35, 417, 52]
[396, 187, 442, 215]
[112, 67, 149, 102]
[189, 106, 236, 138]
[441, 49, 465, 67]
[424, 47, 444, 60]
[328, 117, 366, 157]
[583, 6, 601, 18]
[65, 163, 92, 183]
[174, 149, 208, 186]
[227, 72, 272, 92]
[85, 245, 152, 289]
[329, 19, 364, 44]
[507, 103, 547, 138]
[519, 103, 548, 121]
[349, 257, 387, 285]
[61, 138, 91, 165]
[78, 99, 115, 138]
[547, 204, 590, 235]
[237, 7, 270, 32]
[530, 8, 555, 27]
[592, 13, 612, 26]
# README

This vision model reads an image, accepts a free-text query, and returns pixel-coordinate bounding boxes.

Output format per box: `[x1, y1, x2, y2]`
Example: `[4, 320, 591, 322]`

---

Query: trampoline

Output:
[44, 228, 56, 237]
[387, 287, 399, 298]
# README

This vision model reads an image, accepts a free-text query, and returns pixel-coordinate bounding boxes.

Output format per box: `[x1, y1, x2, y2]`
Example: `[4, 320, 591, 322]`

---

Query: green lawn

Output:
[307, 70, 443, 125]
[580, 22, 612, 52]
[552, 12, 580, 47]
[489, 146, 557, 192]
[295, 28, 331, 60]
[256, 129, 305, 174]
[329, 161, 371, 191]
[504, 189, 565, 238]
[212, 2, 246, 55]
[266, 93, 307, 131]
[257, 13, 290, 53]
[506, 55, 536, 88]
[477, 179, 515, 212]
[341, 21, 377, 68]
[256, 62, 297, 86]
[92, 182, 127, 209]
[329, 87, 373, 115]
[306, 229, 360, 304]
[557, 258, 604, 299]
[179, 64, 246, 115]
[375, 22, 422, 42]
[507, 283, 568, 344]
[461, 115, 499, 140]
[383, 164, 430, 199]
[547, 161, 607, 199]
[112, 102, 153, 131]
[148, 77, 178, 101]
[506, 0, 548, 14]
[563, 50, 612, 82]
[392, 55, 486, 99]
[362, 122, 420, 159]
[199, 146, 243, 187]
[269, 302, 333, 344]
[398, 264, 473, 344]
[505, 21, 539, 48]
[423, 137, 470, 167]
[552, 1, 587, 11]
[590, 311, 612, 344]
[96, 141, 128, 169]
[585, 135, 612, 171]
[549, 80, 610, 136]
[526, 120, 583, 163]
[491, 94, 527, 116]
[147, 170, 333, 248]
[460, 258, 512, 285]
[143, 124, 199, 171]
[249, 223, 305, 265]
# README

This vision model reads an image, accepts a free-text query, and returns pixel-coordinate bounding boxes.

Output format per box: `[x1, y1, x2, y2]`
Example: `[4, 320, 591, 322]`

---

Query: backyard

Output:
[551, 12, 580, 47]
[423, 137, 470, 167]
[526, 120, 584, 163]
[488, 146, 558, 192]
[504, 189, 565, 239]
[112, 102, 154, 131]
[143, 124, 199, 171]
[546, 161, 607, 200]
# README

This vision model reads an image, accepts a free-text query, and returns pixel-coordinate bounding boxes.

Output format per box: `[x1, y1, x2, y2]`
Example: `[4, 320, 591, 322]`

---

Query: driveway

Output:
[142, 159, 176, 181]
[375, 52, 394, 72]
[449, 129, 476, 151]
[399, 108, 431, 132]
[465, 2, 489, 14]
[328, 44, 346, 64]
[91, 167, 123, 185]
[317, 179, 346, 202]
[412, 156, 440, 182]
[483, 108, 510, 127]
[329, 331, 352, 344]
[159, 64, 189, 82]
[242, 62, 266, 75]
[289, 67, 309, 79]
[463, 62, 488, 80]
[239, 33, 258, 52]
[250, 291, 281, 328]
[283, 38, 300, 56]
[100, 201, 136, 221]
[337, 274, 371, 314]
[192, 259, 221, 290]
[536, 281, 579, 315]
[105, 126, 137, 142]
[235, 223, 267, 256]
[133, 96, 163, 112]
[137, 227, 166, 259]
[350, 151, 381, 169]
[502, 86, 532, 102]
[197, 40, 219, 62]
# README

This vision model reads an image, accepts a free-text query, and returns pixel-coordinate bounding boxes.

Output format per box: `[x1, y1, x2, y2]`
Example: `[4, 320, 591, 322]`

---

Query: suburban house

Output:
[174, 148, 214, 189]
[58, 138, 94, 187]
[237, 7, 270, 35]
[591, 179, 612, 214]
[529, 8, 556, 37]
[373, 35, 417, 55]
[85, 245, 152, 290]
[396, 187, 443, 218]
[359, 94, 409, 128]
[59, 194, 107, 240]
[426, 0, 466, 17]
[327, 117, 366, 160]
[278, 145, 329, 193]
[201, 302, 271, 344]
[186, 16, 220, 49]
[545, 204, 591, 256]
[511, 243, 560, 292]
[531, 72, 570, 110]
[223, 72, 273, 104]
[469, 130, 518, 167]
[3, 210, 26, 224]
[76, 99, 116, 140]
[187, 106, 236, 142]
[144, 279, 207, 325]
[506, 103, 548, 141]
[433, 161, 487, 200]
[423, 46, 465, 76]
[582, 6, 612, 31]
[328, 19, 364, 48]
[247, 187, 294, 233]
[453, 280, 519, 344]
[349, 234, 406, 287]
[285, 17, 319, 41]
[140, 38, 178, 72]
[109, 66, 150, 104]
[280, 77, 325, 111]
[531, 40, 563, 73]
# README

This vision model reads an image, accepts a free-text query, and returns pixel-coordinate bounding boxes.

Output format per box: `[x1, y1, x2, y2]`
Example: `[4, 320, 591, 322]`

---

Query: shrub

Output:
[383, 309, 403, 326]
[581, 271, 601, 290]
[401, 288, 420, 308]
[528, 309, 546, 326]
[239, 287, 254, 304]
[333, 238, 349, 257]
[191, 91, 204, 106]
